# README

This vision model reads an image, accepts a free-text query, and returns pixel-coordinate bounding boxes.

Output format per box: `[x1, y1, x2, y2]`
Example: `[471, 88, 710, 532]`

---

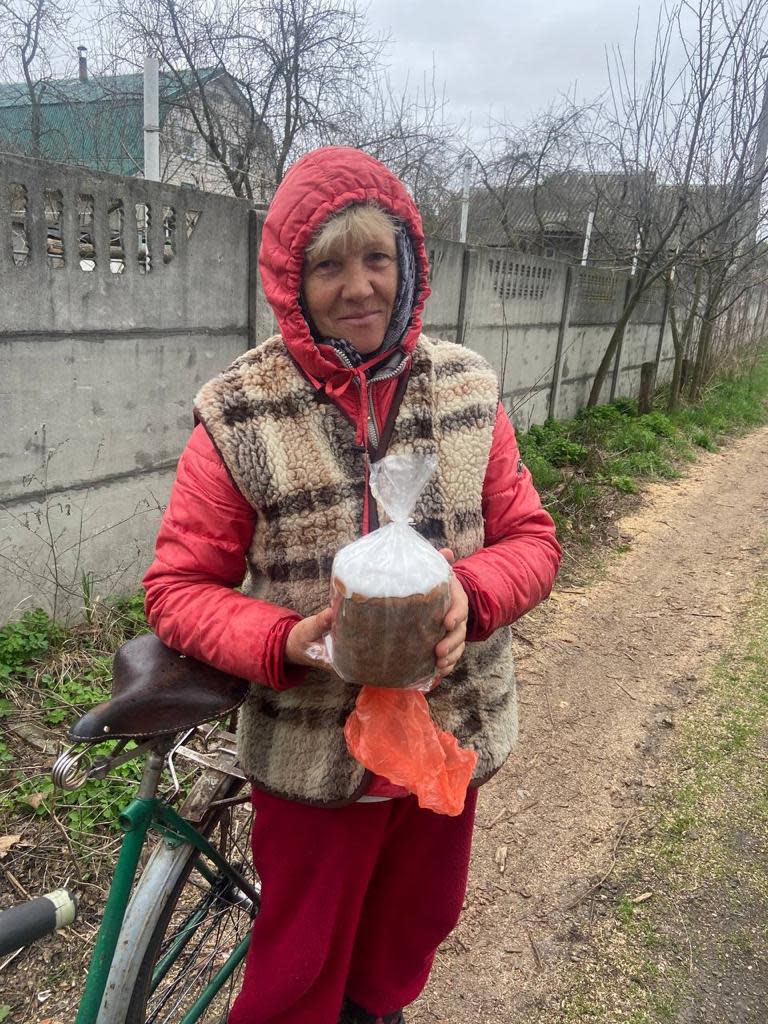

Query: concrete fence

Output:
[1, 152, 675, 621]
[422, 245, 671, 427]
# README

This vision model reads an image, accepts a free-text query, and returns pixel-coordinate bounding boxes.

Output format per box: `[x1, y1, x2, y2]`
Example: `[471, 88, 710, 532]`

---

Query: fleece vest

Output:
[194, 335, 518, 805]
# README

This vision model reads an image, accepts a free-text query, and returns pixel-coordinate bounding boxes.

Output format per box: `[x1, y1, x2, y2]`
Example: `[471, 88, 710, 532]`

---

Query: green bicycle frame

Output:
[75, 794, 256, 1024]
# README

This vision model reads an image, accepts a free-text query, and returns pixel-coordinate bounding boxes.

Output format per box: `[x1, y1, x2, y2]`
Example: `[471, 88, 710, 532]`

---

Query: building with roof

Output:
[468, 170, 650, 265]
[0, 53, 275, 198]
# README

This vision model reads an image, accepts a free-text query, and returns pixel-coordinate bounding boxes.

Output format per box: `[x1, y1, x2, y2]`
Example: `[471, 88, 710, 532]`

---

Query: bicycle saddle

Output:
[68, 633, 249, 742]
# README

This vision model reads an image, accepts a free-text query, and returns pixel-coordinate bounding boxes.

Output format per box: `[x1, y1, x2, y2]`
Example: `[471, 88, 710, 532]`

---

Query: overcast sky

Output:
[365, 0, 670, 132]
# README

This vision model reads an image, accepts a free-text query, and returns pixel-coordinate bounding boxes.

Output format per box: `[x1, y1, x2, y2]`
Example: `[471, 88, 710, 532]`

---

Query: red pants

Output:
[228, 786, 477, 1024]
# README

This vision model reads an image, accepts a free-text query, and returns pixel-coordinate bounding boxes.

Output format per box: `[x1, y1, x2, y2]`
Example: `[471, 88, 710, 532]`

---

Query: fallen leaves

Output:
[0, 835, 21, 859]
[631, 891, 654, 905]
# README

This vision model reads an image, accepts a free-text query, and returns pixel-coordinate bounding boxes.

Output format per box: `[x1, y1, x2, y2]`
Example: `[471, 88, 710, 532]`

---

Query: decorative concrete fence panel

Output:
[1, 153, 252, 621]
[460, 250, 568, 426]
[570, 267, 628, 325]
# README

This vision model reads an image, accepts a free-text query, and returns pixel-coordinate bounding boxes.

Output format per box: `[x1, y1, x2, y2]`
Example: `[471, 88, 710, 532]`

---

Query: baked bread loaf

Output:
[330, 576, 451, 688]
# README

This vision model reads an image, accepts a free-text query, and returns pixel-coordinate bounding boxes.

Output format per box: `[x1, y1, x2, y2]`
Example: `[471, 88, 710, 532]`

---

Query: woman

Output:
[144, 146, 561, 1024]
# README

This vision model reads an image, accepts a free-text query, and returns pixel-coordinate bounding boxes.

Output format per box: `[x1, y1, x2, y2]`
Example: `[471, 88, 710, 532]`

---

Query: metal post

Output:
[459, 157, 472, 244]
[653, 278, 672, 379]
[580, 210, 595, 266]
[143, 55, 160, 182]
[548, 264, 574, 420]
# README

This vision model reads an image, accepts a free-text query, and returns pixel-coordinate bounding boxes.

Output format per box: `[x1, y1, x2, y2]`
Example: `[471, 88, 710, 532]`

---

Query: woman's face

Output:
[302, 230, 399, 354]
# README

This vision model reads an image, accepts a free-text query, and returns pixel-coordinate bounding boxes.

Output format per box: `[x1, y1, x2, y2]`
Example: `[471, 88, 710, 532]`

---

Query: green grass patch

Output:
[0, 595, 151, 864]
[518, 350, 768, 540]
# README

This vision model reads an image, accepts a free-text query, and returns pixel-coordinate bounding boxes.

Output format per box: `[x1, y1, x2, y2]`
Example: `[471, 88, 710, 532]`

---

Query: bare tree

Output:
[98, 0, 385, 197]
[583, 0, 768, 405]
[469, 99, 589, 255]
[339, 66, 465, 237]
[0, 0, 77, 156]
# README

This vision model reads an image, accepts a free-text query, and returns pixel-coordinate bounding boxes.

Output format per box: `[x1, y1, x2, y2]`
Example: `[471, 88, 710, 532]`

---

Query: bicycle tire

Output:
[100, 778, 257, 1024]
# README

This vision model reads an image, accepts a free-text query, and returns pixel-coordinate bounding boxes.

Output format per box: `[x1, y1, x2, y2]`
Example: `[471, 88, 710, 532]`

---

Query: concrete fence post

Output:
[122, 183, 138, 269]
[0, 164, 8, 272]
[150, 184, 165, 273]
[548, 264, 575, 420]
[95, 190, 111, 280]
[247, 207, 260, 345]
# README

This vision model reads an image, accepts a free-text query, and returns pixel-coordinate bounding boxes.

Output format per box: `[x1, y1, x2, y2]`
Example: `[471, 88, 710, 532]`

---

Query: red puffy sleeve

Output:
[451, 405, 562, 641]
[143, 424, 306, 689]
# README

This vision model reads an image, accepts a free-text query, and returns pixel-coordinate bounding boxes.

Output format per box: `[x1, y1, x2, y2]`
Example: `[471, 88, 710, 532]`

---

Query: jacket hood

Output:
[258, 147, 431, 387]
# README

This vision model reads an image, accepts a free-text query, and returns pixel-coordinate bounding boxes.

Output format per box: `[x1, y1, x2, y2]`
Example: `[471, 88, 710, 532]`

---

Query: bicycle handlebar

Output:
[0, 889, 78, 956]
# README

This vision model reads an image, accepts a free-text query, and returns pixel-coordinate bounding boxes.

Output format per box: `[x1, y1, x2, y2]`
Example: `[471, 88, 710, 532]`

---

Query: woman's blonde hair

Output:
[305, 203, 398, 262]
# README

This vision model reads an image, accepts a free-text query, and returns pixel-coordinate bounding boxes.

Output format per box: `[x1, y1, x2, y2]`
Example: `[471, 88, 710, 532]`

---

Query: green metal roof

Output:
[0, 69, 221, 175]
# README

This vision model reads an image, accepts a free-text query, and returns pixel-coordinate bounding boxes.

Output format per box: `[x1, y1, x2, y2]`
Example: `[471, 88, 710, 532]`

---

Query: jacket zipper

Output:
[330, 351, 410, 534]
[333, 351, 408, 452]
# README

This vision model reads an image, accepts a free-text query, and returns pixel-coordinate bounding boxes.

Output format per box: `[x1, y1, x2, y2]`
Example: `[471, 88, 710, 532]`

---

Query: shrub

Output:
[540, 437, 589, 467]
[692, 430, 718, 451]
[607, 453, 679, 479]
[526, 420, 567, 445]
[575, 403, 624, 426]
[612, 396, 638, 416]
[610, 475, 639, 494]
[638, 411, 675, 438]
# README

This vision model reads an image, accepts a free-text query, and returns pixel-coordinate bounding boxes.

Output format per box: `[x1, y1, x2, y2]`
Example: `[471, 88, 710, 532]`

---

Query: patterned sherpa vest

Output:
[194, 335, 518, 805]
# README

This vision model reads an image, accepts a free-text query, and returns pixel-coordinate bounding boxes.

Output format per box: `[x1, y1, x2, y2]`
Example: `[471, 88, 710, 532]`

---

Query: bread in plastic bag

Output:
[328, 454, 451, 690]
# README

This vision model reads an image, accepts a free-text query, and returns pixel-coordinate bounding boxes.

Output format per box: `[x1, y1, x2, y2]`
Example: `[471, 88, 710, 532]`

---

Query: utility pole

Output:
[143, 55, 160, 181]
[749, 72, 768, 244]
[580, 209, 595, 265]
[459, 156, 472, 244]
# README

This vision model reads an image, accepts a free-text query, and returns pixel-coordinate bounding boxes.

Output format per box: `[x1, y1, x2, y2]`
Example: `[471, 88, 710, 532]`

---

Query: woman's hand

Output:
[284, 608, 333, 668]
[434, 548, 468, 677]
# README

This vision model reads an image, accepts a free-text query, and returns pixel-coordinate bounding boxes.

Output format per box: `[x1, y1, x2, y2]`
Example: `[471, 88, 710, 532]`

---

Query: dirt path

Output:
[415, 426, 768, 1024]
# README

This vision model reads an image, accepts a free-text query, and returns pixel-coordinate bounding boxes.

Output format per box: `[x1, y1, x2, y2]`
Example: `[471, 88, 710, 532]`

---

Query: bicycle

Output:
[45, 632, 259, 1024]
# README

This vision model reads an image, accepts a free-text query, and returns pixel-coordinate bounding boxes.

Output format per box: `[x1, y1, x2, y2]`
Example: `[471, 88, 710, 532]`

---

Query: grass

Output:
[539, 567, 768, 1023]
[0, 595, 151, 876]
[517, 351, 768, 540]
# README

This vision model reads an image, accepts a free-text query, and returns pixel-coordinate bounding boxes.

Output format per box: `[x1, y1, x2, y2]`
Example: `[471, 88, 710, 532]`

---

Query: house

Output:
[0, 51, 276, 199]
[468, 170, 649, 264]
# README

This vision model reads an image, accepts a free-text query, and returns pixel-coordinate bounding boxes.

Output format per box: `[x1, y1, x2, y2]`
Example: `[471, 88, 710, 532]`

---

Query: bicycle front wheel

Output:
[102, 785, 257, 1024]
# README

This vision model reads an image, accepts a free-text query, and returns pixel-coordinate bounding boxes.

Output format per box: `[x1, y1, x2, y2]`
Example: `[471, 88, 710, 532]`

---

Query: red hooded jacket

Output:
[144, 147, 561, 699]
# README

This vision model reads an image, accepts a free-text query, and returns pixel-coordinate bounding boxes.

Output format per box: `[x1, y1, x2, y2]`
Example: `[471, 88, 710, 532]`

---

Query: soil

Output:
[2, 426, 768, 1023]
[414, 425, 768, 1023]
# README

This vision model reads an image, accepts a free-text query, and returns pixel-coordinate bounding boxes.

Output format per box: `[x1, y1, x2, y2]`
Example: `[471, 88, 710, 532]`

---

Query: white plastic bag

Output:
[327, 453, 451, 689]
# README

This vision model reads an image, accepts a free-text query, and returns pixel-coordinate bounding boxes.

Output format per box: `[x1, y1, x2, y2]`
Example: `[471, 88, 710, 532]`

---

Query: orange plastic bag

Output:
[344, 687, 478, 816]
